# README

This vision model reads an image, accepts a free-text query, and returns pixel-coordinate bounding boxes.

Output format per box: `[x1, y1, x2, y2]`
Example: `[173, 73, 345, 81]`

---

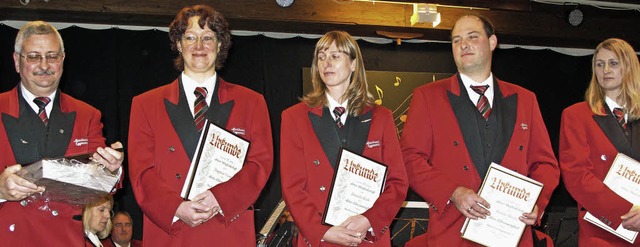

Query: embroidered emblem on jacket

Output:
[366, 140, 380, 148]
[74, 138, 89, 146]
[231, 127, 245, 135]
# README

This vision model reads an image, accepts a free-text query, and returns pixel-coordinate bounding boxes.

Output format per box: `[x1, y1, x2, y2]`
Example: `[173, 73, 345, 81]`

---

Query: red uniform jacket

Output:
[128, 77, 273, 246]
[400, 74, 559, 246]
[280, 103, 408, 246]
[101, 238, 143, 247]
[0, 86, 106, 246]
[560, 102, 640, 246]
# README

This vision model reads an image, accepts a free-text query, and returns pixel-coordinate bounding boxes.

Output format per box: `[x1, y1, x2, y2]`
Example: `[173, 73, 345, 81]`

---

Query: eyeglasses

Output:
[182, 35, 217, 45]
[19, 52, 64, 64]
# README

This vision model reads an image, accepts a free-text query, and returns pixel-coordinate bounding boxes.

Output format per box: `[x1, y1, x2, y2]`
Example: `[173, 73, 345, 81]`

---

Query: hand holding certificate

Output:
[461, 163, 543, 247]
[322, 149, 388, 226]
[180, 121, 250, 201]
[584, 153, 640, 244]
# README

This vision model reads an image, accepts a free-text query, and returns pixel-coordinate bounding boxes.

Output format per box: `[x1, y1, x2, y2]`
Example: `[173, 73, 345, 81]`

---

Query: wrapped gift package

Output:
[19, 158, 118, 205]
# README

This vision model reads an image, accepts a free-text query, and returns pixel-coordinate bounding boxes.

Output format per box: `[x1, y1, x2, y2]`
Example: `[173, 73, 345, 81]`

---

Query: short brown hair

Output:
[168, 4, 232, 71]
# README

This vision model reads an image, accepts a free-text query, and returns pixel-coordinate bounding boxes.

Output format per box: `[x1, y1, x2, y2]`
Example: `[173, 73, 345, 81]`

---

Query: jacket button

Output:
[20, 200, 28, 207]
[9, 224, 15, 232]
[320, 186, 326, 192]
[519, 145, 523, 150]
[51, 210, 59, 216]
[601, 155, 607, 161]
[463, 166, 469, 171]
[59, 129, 64, 134]
[313, 160, 320, 166]
[453, 141, 458, 146]
[176, 173, 181, 179]
[169, 146, 175, 152]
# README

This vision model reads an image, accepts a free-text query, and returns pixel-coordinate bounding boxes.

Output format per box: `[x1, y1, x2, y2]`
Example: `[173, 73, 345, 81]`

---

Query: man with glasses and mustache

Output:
[0, 21, 124, 246]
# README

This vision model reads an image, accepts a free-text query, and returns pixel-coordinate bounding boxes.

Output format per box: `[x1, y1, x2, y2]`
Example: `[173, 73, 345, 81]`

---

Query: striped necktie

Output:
[470, 85, 491, 120]
[33, 97, 51, 126]
[333, 106, 346, 128]
[613, 107, 626, 129]
[194, 87, 208, 132]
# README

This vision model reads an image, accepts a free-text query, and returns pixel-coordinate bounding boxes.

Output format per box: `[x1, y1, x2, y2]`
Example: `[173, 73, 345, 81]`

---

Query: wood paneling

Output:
[0, 0, 639, 49]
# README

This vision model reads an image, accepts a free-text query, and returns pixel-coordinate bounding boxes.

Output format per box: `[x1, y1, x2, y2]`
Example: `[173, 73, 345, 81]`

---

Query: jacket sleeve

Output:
[127, 96, 185, 234]
[209, 95, 274, 225]
[524, 96, 560, 224]
[361, 109, 408, 241]
[559, 106, 631, 227]
[401, 88, 460, 214]
[280, 109, 330, 246]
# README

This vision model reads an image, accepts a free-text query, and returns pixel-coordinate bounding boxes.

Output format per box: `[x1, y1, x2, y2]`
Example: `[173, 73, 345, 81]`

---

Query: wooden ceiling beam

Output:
[0, 0, 638, 49]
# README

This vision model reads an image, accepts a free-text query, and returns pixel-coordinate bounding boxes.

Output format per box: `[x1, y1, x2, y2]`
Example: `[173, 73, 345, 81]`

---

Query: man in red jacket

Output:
[401, 15, 559, 246]
[0, 20, 123, 246]
[102, 211, 143, 247]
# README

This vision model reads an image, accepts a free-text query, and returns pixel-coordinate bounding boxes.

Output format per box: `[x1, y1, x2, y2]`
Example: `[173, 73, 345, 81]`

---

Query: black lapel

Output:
[344, 110, 372, 155]
[449, 75, 484, 172]
[205, 76, 234, 127]
[629, 120, 640, 159]
[45, 92, 75, 158]
[165, 79, 200, 161]
[593, 105, 640, 161]
[490, 80, 517, 164]
[309, 107, 342, 169]
[2, 107, 42, 164]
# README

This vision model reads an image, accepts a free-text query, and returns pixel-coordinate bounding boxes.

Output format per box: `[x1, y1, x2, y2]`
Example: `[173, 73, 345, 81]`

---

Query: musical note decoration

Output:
[374, 85, 383, 105]
[394, 76, 401, 87]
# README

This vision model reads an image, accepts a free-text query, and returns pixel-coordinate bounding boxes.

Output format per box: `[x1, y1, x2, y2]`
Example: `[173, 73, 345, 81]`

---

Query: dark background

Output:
[0, 23, 603, 245]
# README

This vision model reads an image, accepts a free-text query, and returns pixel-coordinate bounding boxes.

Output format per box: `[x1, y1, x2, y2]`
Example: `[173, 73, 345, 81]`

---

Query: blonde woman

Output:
[83, 196, 114, 247]
[280, 30, 408, 246]
[560, 38, 640, 246]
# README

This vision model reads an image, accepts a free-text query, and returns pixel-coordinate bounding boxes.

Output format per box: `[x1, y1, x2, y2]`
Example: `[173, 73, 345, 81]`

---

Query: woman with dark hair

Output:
[280, 30, 408, 246]
[560, 38, 640, 246]
[128, 4, 273, 246]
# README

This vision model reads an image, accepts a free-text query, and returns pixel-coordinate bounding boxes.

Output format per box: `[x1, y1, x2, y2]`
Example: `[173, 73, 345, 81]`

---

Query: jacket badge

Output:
[74, 138, 89, 146]
[366, 140, 380, 148]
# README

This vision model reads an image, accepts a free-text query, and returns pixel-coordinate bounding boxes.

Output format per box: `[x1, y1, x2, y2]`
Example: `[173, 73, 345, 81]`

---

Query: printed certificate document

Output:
[180, 121, 250, 200]
[322, 148, 388, 226]
[461, 163, 543, 247]
[584, 153, 640, 244]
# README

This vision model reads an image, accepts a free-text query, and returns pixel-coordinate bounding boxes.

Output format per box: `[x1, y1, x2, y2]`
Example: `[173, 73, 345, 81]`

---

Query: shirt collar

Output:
[20, 83, 56, 115]
[605, 96, 625, 113]
[459, 73, 495, 107]
[181, 72, 217, 99]
[326, 92, 348, 111]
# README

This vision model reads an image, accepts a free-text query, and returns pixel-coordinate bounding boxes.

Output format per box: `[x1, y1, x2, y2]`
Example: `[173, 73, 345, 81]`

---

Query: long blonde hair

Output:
[585, 38, 640, 120]
[82, 195, 114, 239]
[302, 31, 373, 116]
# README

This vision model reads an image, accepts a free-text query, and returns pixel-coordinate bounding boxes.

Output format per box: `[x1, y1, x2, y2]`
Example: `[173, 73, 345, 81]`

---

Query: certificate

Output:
[180, 121, 250, 200]
[584, 153, 640, 244]
[461, 163, 543, 247]
[322, 148, 388, 226]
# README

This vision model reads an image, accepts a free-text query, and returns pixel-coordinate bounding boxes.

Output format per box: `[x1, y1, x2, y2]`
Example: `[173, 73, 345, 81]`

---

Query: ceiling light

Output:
[567, 7, 583, 27]
[410, 3, 441, 27]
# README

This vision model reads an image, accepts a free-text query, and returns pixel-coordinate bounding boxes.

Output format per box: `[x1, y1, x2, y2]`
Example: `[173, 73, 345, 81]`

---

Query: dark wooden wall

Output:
[1, 0, 640, 49]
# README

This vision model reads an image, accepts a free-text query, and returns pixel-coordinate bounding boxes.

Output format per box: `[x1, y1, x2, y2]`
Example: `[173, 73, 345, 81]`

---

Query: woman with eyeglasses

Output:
[560, 38, 640, 246]
[83, 195, 114, 247]
[128, 4, 273, 246]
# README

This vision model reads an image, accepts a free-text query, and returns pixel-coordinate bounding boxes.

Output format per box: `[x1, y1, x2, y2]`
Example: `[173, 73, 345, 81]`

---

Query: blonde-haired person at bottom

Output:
[560, 38, 640, 246]
[83, 195, 114, 247]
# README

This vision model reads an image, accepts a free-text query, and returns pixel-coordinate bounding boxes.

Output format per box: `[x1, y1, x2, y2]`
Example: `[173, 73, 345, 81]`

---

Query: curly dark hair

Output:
[168, 5, 232, 71]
